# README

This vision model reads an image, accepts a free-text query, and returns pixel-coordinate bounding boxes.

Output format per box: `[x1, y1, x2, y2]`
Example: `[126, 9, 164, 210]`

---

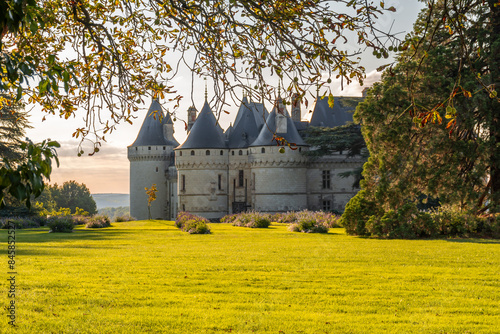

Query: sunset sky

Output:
[25, 1, 425, 195]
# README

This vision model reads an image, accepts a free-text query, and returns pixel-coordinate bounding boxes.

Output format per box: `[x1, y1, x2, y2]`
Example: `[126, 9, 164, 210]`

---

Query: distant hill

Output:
[92, 193, 129, 209]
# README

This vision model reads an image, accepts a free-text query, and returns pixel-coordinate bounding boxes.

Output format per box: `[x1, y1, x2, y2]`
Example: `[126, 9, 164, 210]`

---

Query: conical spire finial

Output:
[204, 77, 208, 101]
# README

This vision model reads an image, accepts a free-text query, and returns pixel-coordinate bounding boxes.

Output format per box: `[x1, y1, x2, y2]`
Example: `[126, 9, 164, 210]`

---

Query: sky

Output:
[25, 0, 425, 194]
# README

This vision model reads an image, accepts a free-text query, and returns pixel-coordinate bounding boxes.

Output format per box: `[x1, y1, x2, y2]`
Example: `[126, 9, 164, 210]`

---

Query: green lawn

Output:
[1, 220, 499, 333]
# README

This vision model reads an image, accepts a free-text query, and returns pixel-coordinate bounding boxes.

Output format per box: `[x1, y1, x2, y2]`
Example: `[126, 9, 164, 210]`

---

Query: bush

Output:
[340, 190, 382, 236]
[114, 215, 135, 222]
[175, 212, 211, 234]
[288, 218, 329, 233]
[0, 217, 41, 229]
[86, 214, 111, 228]
[182, 219, 211, 234]
[72, 215, 90, 225]
[232, 212, 271, 228]
[48, 216, 74, 233]
[220, 214, 238, 223]
[277, 211, 297, 224]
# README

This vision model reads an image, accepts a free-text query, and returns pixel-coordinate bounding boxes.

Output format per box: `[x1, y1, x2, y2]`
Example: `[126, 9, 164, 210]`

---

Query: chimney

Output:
[291, 93, 301, 122]
[187, 106, 197, 132]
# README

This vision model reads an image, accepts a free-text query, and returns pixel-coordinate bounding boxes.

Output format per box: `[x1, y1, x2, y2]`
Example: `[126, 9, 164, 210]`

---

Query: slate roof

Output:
[129, 99, 178, 147]
[309, 96, 361, 127]
[232, 97, 268, 129]
[250, 101, 307, 147]
[177, 101, 227, 149]
[227, 97, 267, 148]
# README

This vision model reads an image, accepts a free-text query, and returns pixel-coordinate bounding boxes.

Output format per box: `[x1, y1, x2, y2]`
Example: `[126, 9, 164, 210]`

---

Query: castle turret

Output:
[249, 98, 308, 213]
[175, 100, 228, 219]
[128, 99, 178, 220]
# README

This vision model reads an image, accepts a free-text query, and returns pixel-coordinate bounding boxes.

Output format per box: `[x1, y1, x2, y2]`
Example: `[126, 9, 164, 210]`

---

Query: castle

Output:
[128, 92, 365, 220]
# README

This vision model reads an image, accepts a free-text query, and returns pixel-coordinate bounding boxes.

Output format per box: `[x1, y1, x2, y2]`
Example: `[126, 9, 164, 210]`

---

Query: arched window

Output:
[206, 150, 210, 156]
[239, 150, 243, 156]
[261, 148, 265, 153]
[191, 150, 195, 156]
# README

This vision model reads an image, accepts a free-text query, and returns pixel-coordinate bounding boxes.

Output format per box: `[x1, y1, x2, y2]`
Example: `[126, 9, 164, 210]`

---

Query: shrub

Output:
[288, 218, 329, 233]
[182, 219, 211, 234]
[232, 212, 271, 228]
[72, 215, 90, 225]
[340, 190, 382, 236]
[220, 214, 238, 223]
[175, 212, 211, 234]
[114, 215, 135, 222]
[48, 216, 74, 233]
[277, 211, 297, 224]
[86, 214, 111, 228]
[1, 217, 41, 229]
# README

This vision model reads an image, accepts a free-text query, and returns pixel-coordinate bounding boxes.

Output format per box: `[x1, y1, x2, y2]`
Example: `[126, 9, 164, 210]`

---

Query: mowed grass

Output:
[1, 220, 499, 334]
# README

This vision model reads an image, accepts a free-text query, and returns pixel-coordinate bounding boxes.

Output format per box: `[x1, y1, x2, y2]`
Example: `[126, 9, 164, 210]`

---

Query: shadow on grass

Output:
[1, 228, 131, 244]
[446, 238, 500, 244]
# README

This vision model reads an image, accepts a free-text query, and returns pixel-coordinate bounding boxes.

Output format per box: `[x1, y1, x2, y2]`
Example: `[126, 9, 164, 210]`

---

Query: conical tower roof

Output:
[177, 101, 227, 149]
[228, 97, 262, 148]
[130, 99, 177, 147]
[250, 99, 306, 147]
[309, 96, 359, 128]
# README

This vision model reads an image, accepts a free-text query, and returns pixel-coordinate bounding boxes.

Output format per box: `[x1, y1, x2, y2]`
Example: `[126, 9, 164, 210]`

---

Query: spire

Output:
[204, 77, 208, 101]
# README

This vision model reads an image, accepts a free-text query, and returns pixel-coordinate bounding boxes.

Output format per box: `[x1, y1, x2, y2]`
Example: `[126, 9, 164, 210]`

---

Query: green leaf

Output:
[328, 93, 335, 108]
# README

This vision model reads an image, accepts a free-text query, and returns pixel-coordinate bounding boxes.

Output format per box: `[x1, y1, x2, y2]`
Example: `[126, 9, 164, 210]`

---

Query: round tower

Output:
[249, 99, 309, 213]
[175, 100, 229, 219]
[128, 99, 179, 220]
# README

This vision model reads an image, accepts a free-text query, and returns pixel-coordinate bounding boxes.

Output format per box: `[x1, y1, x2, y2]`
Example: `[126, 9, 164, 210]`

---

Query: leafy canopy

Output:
[0, 0, 401, 153]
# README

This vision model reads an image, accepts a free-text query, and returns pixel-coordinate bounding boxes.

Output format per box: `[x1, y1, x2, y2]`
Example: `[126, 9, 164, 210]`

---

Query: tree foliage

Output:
[0, 0, 401, 153]
[0, 139, 59, 208]
[145, 184, 157, 220]
[342, 0, 500, 236]
[49, 181, 97, 215]
[0, 94, 31, 160]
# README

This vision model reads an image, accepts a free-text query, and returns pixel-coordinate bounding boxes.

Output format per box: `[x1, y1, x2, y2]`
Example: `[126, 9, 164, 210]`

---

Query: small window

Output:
[247, 150, 249, 155]
[181, 175, 186, 191]
[299, 147, 302, 152]
[261, 148, 265, 153]
[135, 147, 138, 151]
[206, 150, 210, 156]
[322, 170, 331, 189]
[182, 204, 185, 211]
[238, 170, 244, 187]
[179, 151, 182, 156]
[239, 150, 243, 156]
[191, 150, 195, 156]
[156, 167, 158, 172]
[218, 174, 222, 190]
[148, 146, 151, 150]
[163, 146, 166, 150]
[220, 150, 223, 156]
[322, 200, 332, 211]
[232, 151, 235, 156]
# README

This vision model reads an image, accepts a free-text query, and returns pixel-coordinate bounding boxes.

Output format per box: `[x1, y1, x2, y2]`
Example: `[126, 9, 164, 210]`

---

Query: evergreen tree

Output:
[0, 94, 30, 160]
[341, 1, 498, 235]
